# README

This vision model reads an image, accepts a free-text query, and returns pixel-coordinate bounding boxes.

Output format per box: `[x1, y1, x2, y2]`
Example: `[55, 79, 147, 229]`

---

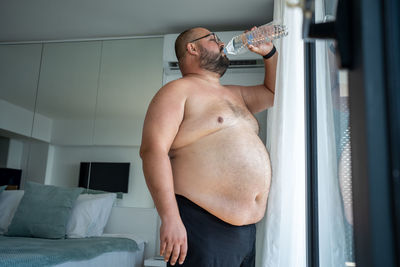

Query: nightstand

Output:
[144, 257, 167, 267]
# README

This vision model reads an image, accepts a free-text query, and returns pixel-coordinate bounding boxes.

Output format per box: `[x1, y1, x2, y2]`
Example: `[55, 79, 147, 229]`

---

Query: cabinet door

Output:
[94, 38, 163, 146]
[35, 41, 102, 145]
[0, 44, 42, 137]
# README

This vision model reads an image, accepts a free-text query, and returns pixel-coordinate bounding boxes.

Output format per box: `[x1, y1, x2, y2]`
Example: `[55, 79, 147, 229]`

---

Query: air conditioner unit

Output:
[163, 31, 265, 75]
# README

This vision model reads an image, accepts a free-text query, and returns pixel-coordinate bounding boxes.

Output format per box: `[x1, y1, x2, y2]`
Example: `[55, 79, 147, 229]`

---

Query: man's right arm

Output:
[140, 81, 187, 266]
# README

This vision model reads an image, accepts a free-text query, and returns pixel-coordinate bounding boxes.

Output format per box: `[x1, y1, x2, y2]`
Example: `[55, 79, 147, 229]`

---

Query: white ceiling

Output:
[0, 0, 274, 43]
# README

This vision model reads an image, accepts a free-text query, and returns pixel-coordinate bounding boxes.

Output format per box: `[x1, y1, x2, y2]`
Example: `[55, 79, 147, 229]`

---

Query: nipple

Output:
[217, 116, 224, 123]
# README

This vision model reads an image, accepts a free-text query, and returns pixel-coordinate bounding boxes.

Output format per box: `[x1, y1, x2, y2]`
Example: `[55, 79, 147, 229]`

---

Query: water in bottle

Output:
[224, 22, 288, 55]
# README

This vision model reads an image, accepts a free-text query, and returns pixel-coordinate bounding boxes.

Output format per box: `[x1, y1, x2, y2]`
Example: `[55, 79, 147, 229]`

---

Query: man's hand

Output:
[160, 218, 188, 266]
[245, 26, 274, 57]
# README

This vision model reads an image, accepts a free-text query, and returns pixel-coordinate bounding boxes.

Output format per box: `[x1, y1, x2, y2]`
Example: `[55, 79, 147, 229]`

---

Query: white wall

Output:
[0, 99, 53, 142]
[0, 99, 35, 137]
[51, 119, 95, 145]
[26, 141, 50, 184]
[7, 139, 24, 169]
[31, 112, 53, 142]
[47, 145, 153, 208]
[44, 145, 55, 185]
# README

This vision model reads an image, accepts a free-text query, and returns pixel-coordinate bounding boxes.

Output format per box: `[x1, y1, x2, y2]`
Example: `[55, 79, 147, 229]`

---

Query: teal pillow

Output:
[6, 182, 83, 239]
[0, 185, 7, 193]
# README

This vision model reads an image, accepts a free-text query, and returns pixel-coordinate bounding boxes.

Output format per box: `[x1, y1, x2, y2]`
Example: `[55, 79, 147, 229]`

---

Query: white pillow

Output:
[66, 193, 116, 238]
[0, 190, 25, 234]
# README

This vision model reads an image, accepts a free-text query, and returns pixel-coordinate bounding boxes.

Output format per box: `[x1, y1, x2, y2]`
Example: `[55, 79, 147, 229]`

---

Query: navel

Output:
[217, 116, 224, 123]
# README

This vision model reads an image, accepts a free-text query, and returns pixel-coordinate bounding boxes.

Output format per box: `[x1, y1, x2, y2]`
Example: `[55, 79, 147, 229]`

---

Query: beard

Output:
[198, 45, 230, 77]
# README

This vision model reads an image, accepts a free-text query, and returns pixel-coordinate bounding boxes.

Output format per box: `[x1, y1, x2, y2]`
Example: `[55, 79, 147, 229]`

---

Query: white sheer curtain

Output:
[255, 0, 306, 266]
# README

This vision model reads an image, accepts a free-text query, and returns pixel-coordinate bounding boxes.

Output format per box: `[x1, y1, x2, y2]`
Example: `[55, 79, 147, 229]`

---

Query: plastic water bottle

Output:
[224, 22, 288, 55]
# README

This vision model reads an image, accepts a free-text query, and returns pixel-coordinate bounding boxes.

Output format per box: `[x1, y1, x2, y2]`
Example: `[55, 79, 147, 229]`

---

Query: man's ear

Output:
[186, 43, 198, 56]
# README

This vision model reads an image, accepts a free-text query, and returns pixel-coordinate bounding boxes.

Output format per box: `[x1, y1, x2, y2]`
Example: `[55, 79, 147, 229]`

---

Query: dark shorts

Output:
[167, 194, 256, 267]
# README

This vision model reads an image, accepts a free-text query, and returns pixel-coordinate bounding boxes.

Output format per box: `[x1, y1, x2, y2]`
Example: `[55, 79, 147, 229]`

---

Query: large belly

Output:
[170, 127, 272, 225]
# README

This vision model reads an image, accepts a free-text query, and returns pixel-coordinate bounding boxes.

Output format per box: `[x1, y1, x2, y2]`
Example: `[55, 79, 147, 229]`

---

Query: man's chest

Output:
[169, 88, 260, 150]
[181, 94, 259, 135]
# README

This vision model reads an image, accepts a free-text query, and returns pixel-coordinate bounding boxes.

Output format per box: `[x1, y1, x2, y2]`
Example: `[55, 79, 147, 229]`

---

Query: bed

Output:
[0, 235, 144, 267]
[0, 183, 158, 267]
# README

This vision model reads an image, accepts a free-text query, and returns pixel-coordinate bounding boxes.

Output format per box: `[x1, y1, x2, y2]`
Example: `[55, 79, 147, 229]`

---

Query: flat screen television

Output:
[0, 168, 22, 189]
[78, 162, 130, 193]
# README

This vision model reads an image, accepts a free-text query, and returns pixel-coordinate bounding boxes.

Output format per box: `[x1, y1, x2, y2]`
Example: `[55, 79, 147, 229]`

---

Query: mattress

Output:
[54, 249, 145, 267]
[0, 234, 145, 267]
[54, 234, 146, 267]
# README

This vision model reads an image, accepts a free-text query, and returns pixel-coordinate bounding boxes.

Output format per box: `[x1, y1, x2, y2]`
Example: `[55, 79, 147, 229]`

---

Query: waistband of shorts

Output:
[175, 194, 256, 229]
[175, 194, 206, 212]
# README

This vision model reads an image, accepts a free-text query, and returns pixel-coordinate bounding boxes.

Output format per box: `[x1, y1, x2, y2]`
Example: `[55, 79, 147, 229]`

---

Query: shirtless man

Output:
[140, 26, 277, 267]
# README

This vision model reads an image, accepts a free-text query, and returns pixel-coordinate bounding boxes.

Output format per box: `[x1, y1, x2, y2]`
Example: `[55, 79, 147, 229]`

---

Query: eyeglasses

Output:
[188, 32, 222, 44]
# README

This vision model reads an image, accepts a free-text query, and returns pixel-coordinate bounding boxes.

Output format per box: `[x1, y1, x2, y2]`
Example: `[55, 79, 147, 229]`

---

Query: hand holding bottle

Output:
[245, 26, 275, 57]
[224, 22, 288, 55]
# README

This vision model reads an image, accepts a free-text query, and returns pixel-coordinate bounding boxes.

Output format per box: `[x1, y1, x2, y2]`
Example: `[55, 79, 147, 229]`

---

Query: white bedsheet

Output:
[54, 234, 146, 267]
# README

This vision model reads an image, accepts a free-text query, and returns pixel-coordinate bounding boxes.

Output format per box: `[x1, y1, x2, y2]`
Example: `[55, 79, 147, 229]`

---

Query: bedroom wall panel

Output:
[0, 44, 42, 138]
[31, 112, 52, 142]
[35, 41, 102, 146]
[51, 119, 94, 145]
[6, 139, 24, 169]
[44, 144, 55, 185]
[25, 141, 50, 185]
[94, 38, 163, 146]
[0, 100, 37, 138]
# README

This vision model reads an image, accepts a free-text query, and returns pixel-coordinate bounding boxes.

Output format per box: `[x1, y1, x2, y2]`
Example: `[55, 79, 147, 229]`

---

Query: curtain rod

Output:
[0, 34, 164, 45]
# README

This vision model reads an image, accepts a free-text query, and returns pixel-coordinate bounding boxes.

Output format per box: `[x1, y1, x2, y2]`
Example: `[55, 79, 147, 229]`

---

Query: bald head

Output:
[174, 27, 208, 63]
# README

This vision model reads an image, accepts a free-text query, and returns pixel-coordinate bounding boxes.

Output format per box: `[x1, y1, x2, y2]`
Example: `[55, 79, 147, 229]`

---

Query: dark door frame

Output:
[349, 0, 398, 266]
[304, 0, 400, 266]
